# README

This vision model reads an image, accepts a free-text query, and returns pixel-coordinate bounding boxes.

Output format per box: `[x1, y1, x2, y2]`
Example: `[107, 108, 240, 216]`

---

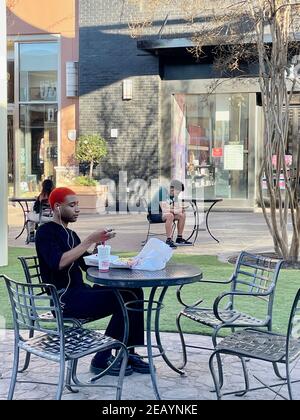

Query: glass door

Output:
[172, 93, 250, 201]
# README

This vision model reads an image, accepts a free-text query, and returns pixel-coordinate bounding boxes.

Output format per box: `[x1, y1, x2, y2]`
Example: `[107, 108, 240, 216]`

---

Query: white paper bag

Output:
[132, 238, 173, 271]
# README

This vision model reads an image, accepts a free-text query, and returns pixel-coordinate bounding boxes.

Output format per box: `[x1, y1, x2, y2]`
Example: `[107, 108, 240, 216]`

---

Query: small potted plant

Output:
[72, 134, 108, 213]
[75, 133, 108, 179]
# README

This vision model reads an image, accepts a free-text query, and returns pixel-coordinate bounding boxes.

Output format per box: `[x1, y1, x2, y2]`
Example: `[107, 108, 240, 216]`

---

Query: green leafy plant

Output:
[75, 134, 108, 178]
[74, 175, 98, 186]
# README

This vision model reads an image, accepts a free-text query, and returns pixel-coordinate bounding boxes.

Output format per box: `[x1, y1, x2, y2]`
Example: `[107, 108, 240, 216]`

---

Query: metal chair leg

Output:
[8, 344, 20, 400]
[234, 357, 250, 396]
[212, 330, 224, 389]
[18, 327, 35, 373]
[286, 361, 294, 400]
[209, 352, 222, 400]
[272, 362, 286, 380]
[65, 360, 79, 393]
[176, 313, 188, 370]
[115, 347, 128, 400]
[55, 358, 66, 400]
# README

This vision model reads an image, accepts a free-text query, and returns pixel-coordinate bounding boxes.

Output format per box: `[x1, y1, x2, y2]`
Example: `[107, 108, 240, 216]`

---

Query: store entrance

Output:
[172, 93, 250, 204]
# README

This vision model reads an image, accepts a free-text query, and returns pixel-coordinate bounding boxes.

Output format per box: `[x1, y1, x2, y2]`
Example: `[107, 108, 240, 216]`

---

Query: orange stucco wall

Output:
[7, 0, 79, 167]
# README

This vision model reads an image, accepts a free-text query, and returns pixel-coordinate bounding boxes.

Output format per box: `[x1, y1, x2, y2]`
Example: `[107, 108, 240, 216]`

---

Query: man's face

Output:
[170, 186, 181, 197]
[59, 195, 80, 223]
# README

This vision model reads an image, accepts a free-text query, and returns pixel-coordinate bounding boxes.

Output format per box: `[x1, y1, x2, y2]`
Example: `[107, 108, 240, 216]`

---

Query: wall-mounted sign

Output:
[272, 154, 292, 167]
[67, 129, 77, 141]
[224, 145, 244, 170]
[212, 147, 223, 157]
[111, 129, 118, 138]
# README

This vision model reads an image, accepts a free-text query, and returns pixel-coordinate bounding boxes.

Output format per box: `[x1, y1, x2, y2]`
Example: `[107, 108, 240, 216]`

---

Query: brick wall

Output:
[79, 0, 162, 182]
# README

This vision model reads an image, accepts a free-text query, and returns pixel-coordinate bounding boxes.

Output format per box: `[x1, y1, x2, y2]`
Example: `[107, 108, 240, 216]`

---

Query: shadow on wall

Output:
[79, 25, 163, 182]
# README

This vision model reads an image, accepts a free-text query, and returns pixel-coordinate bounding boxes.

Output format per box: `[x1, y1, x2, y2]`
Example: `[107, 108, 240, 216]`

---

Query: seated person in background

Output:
[148, 179, 192, 249]
[27, 179, 54, 242]
[35, 187, 150, 376]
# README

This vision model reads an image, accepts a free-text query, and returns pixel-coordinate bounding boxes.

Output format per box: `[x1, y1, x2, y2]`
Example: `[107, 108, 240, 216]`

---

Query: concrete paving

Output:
[1, 330, 299, 400]
[8, 203, 277, 258]
[2, 204, 299, 400]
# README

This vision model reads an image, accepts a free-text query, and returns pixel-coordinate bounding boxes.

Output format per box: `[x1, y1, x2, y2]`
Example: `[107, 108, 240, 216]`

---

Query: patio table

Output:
[86, 263, 202, 400]
[184, 198, 223, 244]
[9, 197, 36, 240]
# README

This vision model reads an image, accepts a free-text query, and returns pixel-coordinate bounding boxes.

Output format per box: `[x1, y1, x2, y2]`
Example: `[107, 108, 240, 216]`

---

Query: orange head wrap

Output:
[49, 187, 76, 210]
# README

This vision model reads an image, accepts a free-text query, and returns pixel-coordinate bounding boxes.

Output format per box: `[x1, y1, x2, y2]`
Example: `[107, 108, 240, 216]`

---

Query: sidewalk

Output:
[8, 204, 277, 258]
[1, 330, 299, 400]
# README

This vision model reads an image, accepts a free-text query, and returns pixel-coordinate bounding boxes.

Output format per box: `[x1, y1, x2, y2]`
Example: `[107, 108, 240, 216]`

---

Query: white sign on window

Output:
[224, 145, 244, 170]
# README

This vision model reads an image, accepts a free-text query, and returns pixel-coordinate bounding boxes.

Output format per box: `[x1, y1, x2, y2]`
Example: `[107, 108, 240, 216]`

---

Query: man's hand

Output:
[59, 229, 116, 270]
[85, 228, 116, 247]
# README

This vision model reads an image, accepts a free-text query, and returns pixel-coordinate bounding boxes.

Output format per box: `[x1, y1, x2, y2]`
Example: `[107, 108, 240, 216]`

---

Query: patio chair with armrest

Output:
[18, 256, 93, 372]
[140, 197, 176, 245]
[176, 251, 283, 387]
[209, 288, 300, 400]
[3, 275, 128, 400]
[25, 199, 53, 244]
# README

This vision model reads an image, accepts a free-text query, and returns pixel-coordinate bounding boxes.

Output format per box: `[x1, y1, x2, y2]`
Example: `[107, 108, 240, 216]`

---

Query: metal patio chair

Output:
[140, 198, 176, 245]
[25, 200, 53, 244]
[176, 251, 283, 386]
[3, 275, 128, 400]
[143, 213, 176, 245]
[18, 256, 93, 372]
[209, 288, 300, 400]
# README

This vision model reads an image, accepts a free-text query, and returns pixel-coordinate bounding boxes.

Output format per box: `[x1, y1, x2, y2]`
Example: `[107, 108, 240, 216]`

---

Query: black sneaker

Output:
[28, 232, 35, 243]
[175, 237, 193, 246]
[128, 353, 152, 374]
[166, 239, 177, 249]
[90, 355, 133, 376]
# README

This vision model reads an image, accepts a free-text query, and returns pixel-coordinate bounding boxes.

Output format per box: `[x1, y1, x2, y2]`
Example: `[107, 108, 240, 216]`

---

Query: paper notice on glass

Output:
[224, 145, 244, 170]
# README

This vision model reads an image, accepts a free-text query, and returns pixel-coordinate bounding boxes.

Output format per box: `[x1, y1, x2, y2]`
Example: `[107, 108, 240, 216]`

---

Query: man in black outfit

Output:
[35, 187, 149, 376]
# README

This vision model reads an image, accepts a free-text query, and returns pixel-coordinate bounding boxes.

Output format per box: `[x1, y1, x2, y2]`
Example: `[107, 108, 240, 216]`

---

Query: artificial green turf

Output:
[0, 248, 299, 335]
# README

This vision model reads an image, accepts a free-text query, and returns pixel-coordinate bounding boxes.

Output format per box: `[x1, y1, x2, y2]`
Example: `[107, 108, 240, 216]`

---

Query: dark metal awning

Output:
[137, 38, 194, 56]
[137, 33, 300, 57]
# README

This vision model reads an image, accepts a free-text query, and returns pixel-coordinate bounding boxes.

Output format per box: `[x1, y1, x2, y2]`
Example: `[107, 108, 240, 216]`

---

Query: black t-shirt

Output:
[35, 221, 88, 291]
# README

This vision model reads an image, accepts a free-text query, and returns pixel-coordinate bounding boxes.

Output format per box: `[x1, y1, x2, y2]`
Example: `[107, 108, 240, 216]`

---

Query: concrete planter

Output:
[70, 185, 108, 214]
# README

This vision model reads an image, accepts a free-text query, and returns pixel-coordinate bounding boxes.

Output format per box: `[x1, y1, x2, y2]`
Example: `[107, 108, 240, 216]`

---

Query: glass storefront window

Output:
[19, 43, 58, 102]
[13, 41, 59, 196]
[18, 104, 58, 193]
[172, 93, 249, 200]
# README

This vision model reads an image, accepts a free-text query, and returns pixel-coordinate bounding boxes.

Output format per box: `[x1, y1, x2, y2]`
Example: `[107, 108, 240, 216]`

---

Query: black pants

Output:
[62, 285, 144, 347]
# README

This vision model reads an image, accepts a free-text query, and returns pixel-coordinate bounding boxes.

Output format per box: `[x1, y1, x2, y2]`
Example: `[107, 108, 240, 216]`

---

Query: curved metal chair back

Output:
[176, 251, 283, 378]
[209, 288, 300, 400]
[17, 256, 91, 373]
[229, 251, 282, 314]
[5, 274, 63, 337]
[2, 275, 128, 400]
[18, 255, 44, 288]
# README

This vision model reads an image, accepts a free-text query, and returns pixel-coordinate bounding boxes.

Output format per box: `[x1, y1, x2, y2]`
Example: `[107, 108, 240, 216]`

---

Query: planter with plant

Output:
[71, 134, 108, 213]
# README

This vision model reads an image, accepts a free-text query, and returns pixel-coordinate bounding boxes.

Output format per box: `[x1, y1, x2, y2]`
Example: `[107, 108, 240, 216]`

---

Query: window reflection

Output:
[19, 43, 58, 102]
[172, 93, 249, 200]
[18, 104, 58, 193]
[16, 42, 58, 195]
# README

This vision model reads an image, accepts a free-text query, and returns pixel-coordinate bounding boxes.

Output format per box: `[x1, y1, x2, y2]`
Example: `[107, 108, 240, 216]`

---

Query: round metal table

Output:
[185, 198, 223, 244]
[9, 197, 36, 240]
[87, 263, 202, 400]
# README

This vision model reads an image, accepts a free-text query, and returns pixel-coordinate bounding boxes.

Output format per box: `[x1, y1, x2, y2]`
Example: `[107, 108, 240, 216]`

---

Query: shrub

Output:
[75, 134, 108, 178]
[74, 175, 98, 186]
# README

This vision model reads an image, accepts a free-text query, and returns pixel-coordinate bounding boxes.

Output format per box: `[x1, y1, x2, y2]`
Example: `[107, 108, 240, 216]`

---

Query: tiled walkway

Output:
[1, 330, 299, 400]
